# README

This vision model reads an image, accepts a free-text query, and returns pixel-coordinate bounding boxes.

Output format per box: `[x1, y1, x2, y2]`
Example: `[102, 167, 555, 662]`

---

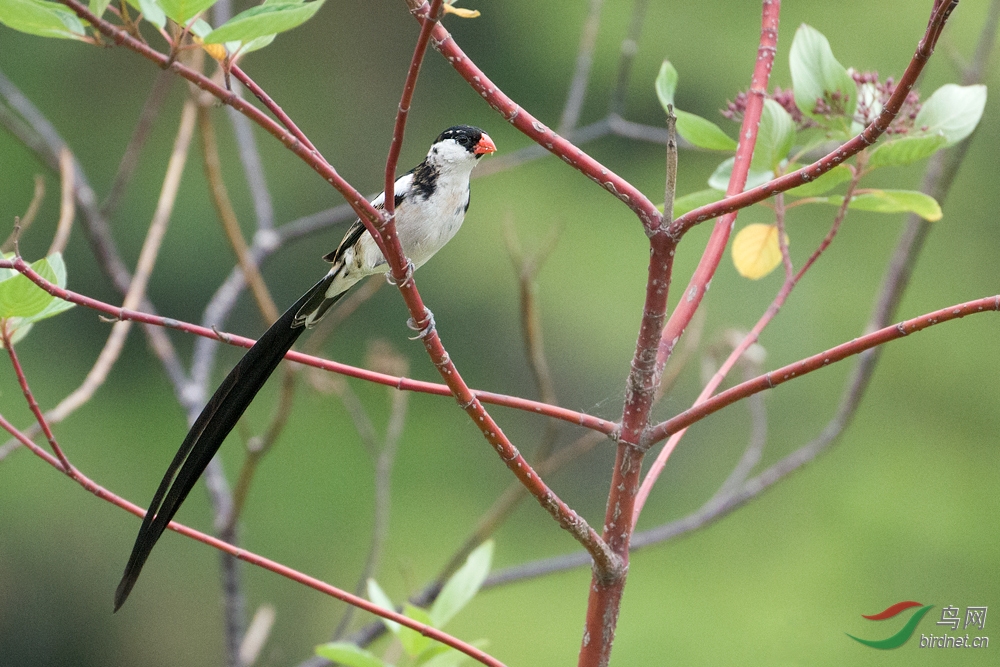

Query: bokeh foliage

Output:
[0, 1, 998, 665]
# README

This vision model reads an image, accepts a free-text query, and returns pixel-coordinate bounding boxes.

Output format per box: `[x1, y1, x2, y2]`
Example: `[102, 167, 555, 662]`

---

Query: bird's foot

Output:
[407, 308, 436, 340]
[385, 260, 416, 289]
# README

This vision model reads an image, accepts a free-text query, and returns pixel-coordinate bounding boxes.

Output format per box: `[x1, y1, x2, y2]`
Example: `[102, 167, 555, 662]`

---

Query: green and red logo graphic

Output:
[847, 601, 934, 649]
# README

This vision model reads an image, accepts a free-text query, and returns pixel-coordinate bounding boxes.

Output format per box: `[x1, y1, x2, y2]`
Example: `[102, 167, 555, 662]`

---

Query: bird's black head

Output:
[435, 125, 496, 158]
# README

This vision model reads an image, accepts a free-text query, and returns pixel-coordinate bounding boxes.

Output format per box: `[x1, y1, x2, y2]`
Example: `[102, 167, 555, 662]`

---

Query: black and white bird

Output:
[114, 125, 496, 610]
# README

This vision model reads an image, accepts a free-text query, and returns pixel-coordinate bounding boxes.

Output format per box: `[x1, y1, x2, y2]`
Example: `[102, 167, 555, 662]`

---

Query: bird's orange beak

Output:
[475, 133, 497, 155]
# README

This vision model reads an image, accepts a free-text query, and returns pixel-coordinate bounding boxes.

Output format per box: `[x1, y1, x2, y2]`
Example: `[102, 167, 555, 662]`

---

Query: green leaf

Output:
[204, 0, 324, 44]
[129, 0, 166, 29]
[366, 578, 401, 635]
[655, 60, 735, 151]
[314, 642, 388, 667]
[671, 188, 724, 217]
[398, 604, 433, 658]
[708, 157, 774, 192]
[89, 0, 112, 18]
[867, 133, 947, 170]
[30, 253, 73, 322]
[430, 540, 493, 628]
[784, 164, 853, 197]
[0, 256, 59, 319]
[158, 0, 218, 25]
[789, 24, 856, 126]
[913, 84, 987, 147]
[233, 33, 275, 55]
[418, 647, 471, 667]
[751, 99, 795, 172]
[675, 110, 737, 151]
[414, 643, 454, 667]
[0, 0, 87, 39]
[655, 60, 678, 109]
[825, 189, 942, 221]
[188, 16, 212, 37]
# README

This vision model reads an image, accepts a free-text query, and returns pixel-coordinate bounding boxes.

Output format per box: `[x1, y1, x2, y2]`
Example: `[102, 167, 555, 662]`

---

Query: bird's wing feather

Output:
[114, 276, 334, 610]
[322, 173, 415, 264]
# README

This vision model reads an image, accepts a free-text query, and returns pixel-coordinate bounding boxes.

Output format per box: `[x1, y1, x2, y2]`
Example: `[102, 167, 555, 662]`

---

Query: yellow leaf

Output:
[443, 4, 480, 18]
[732, 223, 784, 280]
[201, 42, 228, 62]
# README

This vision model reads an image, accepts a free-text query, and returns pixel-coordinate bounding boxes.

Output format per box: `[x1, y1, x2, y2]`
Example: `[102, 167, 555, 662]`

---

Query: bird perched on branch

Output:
[114, 125, 496, 610]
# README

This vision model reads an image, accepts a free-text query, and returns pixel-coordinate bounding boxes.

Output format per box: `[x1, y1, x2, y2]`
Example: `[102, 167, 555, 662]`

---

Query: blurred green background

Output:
[1, 0, 998, 665]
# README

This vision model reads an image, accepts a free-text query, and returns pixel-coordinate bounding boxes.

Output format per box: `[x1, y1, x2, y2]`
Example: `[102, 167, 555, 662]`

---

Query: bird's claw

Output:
[407, 308, 436, 340]
[385, 260, 416, 288]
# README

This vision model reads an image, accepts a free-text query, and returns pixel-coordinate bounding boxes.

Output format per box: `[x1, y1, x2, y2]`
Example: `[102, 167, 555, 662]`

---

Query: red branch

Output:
[635, 167, 858, 520]
[383, 0, 444, 221]
[409, 3, 662, 233]
[666, 0, 957, 240]
[573, 3, 781, 664]
[2, 323, 73, 471]
[655, 1, 779, 372]
[57, 0, 388, 238]
[55, 0, 618, 572]
[0, 257, 616, 434]
[646, 294, 1000, 445]
[230, 65, 319, 156]
[0, 410, 505, 667]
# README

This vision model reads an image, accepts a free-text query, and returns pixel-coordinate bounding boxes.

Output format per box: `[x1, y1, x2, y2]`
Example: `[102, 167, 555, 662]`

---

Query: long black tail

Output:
[114, 277, 336, 611]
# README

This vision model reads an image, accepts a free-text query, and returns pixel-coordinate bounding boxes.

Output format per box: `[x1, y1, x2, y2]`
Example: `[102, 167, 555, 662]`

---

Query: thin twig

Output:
[197, 104, 279, 322]
[127, 96, 198, 312]
[558, 0, 605, 133]
[0, 408, 506, 667]
[0, 67, 189, 393]
[503, 217, 563, 460]
[331, 343, 410, 640]
[0, 259, 618, 433]
[223, 365, 298, 535]
[636, 165, 862, 519]
[609, 0, 650, 117]
[2, 175, 44, 253]
[2, 323, 72, 472]
[48, 147, 76, 255]
[100, 70, 174, 217]
[302, 276, 385, 359]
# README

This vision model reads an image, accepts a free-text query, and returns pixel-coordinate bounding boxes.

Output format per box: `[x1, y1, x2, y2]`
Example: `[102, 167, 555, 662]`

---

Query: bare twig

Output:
[0, 259, 618, 433]
[0, 67, 189, 393]
[212, 0, 274, 235]
[2, 322, 72, 472]
[223, 365, 298, 535]
[129, 97, 198, 311]
[504, 217, 562, 460]
[6, 95, 200, 458]
[101, 70, 174, 217]
[302, 276, 385, 359]
[558, 0, 605, 133]
[197, 104, 280, 322]
[609, 0, 650, 117]
[636, 164, 863, 519]
[48, 147, 76, 255]
[2, 175, 44, 253]
[0, 408, 506, 667]
[331, 342, 410, 640]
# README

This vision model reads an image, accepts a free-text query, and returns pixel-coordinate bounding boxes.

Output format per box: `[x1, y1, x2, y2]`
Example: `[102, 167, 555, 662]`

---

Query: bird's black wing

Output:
[322, 218, 368, 263]
[114, 275, 337, 610]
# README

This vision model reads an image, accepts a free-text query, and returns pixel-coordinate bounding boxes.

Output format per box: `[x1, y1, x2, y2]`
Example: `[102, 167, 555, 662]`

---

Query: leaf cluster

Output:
[657, 24, 986, 280]
[0, 0, 326, 60]
[316, 541, 494, 667]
